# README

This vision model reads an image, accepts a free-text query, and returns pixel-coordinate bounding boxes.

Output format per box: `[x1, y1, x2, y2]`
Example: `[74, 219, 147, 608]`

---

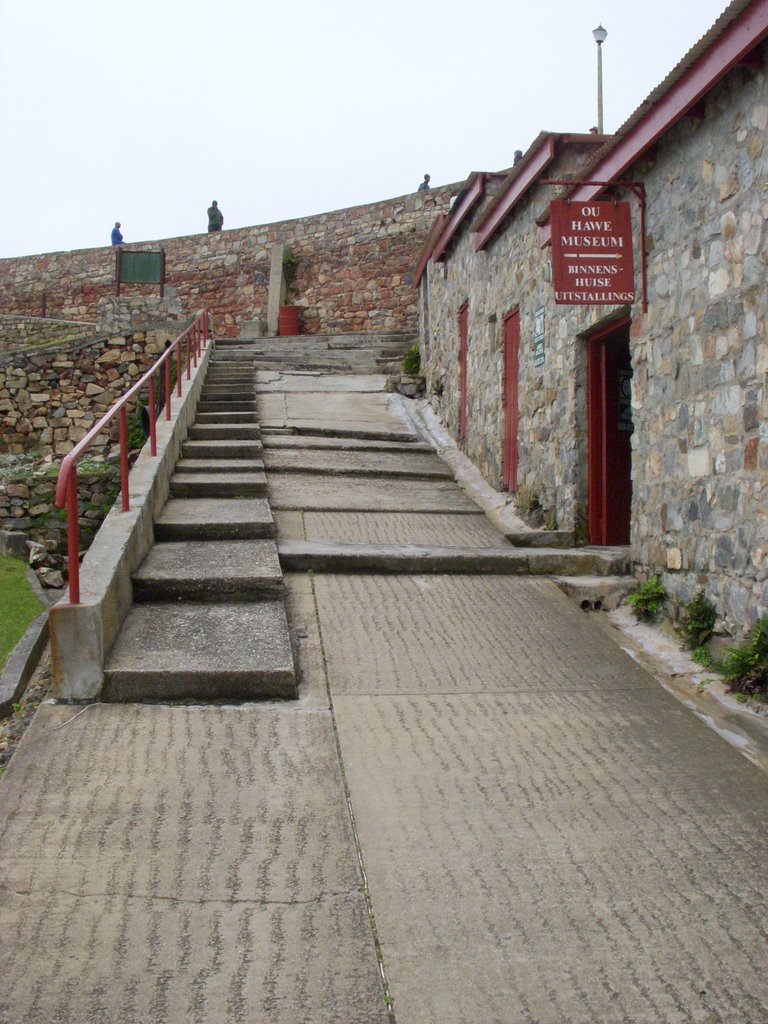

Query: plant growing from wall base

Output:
[626, 575, 667, 621]
[717, 617, 768, 697]
[675, 591, 717, 649]
[402, 344, 420, 375]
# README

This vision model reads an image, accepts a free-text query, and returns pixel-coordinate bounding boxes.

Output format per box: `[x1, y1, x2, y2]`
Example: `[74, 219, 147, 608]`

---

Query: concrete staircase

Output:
[215, 330, 415, 373]
[102, 356, 297, 702]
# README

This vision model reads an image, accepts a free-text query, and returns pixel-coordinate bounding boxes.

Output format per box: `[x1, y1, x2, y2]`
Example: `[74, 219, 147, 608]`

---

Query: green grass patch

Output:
[0, 556, 44, 672]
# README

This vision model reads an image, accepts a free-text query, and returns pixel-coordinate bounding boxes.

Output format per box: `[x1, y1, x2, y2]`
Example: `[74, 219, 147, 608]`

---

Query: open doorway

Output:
[586, 318, 633, 545]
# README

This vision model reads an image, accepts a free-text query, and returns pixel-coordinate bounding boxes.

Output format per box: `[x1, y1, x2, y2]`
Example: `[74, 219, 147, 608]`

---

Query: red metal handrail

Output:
[54, 309, 211, 603]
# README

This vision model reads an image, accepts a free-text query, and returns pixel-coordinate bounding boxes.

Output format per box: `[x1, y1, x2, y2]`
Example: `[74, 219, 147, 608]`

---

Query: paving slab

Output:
[333, 688, 768, 1024]
[267, 474, 480, 512]
[274, 510, 511, 546]
[257, 392, 414, 438]
[262, 434, 432, 452]
[255, 371, 389, 393]
[154, 497, 275, 540]
[313, 574, 654, 696]
[263, 448, 453, 478]
[133, 539, 283, 601]
[0, 703, 387, 1024]
[103, 601, 296, 700]
[306, 571, 768, 1023]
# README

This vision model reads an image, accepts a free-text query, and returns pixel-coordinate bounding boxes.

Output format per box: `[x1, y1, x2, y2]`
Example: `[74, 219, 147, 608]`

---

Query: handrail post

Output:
[186, 334, 191, 379]
[165, 358, 172, 420]
[148, 375, 157, 456]
[203, 312, 209, 347]
[177, 344, 183, 397]
[193, 324, 199, 368]
[118, 407, 130, 511]
[67, 468, 80, 604]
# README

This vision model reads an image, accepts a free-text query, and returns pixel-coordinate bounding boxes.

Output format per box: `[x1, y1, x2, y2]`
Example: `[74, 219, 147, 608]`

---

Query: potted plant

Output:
[279, 249, 301, 336]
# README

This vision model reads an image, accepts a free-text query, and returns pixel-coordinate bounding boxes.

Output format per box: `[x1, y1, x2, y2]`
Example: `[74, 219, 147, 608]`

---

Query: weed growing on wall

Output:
[717, 617, 768, 698]
[402, 344, 421, 375]
[626, 576, 667, 621]
[675, 591, 717, 648]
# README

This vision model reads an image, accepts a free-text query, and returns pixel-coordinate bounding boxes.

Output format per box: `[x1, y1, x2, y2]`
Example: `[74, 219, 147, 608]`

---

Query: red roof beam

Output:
[433, 174, 486, 262]
[540, 0, 768, 245]
[412, 213, 448, 287]
[474, 137, 556, 251]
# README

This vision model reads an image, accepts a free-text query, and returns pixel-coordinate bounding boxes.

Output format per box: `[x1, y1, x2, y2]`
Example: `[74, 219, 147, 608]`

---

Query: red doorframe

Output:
[502, 308, 520, 492]
[458, 303, 468, 440]
[587, 318, 633, 545]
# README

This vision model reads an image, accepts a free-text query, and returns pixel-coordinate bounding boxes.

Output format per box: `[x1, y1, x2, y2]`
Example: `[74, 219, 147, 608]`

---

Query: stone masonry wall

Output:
[0, 315, 98, 353]
[422, 52, 768, 634]
[0, 188, 455, 337]
[0, 298, 185, 456]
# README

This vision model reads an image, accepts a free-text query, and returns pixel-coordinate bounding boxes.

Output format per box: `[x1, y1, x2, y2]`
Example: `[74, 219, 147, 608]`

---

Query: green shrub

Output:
[626, 575, 666, 621]
[402, 344, 421, 375]
[717, 617, 768, 697]
[675, 591, 717, 648]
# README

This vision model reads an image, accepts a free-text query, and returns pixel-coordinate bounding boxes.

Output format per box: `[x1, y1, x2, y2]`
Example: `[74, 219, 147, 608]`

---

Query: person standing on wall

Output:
[207, 200, 223, 232]
[417, 174, 431, 192]
[111, 222, 124, 245]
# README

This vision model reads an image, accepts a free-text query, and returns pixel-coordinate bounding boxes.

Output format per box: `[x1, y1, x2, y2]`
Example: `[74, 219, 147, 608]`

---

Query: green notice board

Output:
[119, 251, 163, 284]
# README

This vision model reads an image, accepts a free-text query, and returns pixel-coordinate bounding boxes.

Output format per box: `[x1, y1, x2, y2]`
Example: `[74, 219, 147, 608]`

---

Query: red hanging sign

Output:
[550, 200, 635, 305]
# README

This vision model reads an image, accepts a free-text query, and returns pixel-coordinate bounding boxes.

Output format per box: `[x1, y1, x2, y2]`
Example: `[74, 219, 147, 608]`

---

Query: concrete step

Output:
[213, 333, 415, 373]
[155, 498, 275, 540]
[260, 434, 434, 453]
[276, 540, 632, 576]
[194, 411, 262, 424]
[198, 400, 259, 412]
[132, 540, 283, 602]
[199, 387, 257, 399]
[189, 423, 262, 440]
[170, 471, 267, 498]
[102, 601, 297, 701]
[262, 448, 453, 479]
[175, 457, 265, 474]
[181, 439, 263, 459]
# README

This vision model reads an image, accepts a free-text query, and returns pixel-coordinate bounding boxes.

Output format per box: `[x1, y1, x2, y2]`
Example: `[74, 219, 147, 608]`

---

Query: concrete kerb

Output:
[48, 342, 212, 700]
[0, 566, 51, 716]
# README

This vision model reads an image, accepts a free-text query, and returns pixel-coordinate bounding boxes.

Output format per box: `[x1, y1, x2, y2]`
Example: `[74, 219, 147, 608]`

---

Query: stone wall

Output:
[0, 298, 185, 456]
[0, 188, 455, 338]
[0, 314, 98, 353]
[0, 457, 120, 564]
[421, 52, 768, 634]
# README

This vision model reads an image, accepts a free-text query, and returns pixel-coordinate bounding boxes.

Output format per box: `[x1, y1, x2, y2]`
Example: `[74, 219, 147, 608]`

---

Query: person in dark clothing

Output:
[207, 201, 223, 232]
[417, 174, 431, 192]
[111, 222, 123, 245]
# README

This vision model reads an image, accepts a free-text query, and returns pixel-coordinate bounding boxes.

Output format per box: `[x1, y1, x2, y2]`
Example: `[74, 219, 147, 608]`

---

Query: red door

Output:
[502, 309, 520, 492]
[587, 321, 633, 545]
[458, 303, 468, 440]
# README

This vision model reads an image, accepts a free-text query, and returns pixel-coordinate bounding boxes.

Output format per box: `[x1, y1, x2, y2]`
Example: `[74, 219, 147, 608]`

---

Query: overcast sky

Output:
[1, 0, 730, 260]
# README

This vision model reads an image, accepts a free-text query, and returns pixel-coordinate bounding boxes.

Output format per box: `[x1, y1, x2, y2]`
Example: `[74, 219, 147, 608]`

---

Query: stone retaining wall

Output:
[0, 458, 121, 565]
[0, 315, 98, 353]
[0, 188, 455, 337]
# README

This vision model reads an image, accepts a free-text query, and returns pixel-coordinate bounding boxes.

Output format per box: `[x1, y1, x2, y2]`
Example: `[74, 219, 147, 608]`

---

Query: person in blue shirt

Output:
[111, 222, 124, 245]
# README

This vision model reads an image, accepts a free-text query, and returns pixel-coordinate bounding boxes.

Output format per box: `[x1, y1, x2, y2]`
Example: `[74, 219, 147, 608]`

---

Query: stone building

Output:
[415, 0, 768, 634]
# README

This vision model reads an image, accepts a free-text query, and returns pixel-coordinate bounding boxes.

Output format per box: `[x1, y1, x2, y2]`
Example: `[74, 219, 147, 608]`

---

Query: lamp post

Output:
[593, 24, 607, 134]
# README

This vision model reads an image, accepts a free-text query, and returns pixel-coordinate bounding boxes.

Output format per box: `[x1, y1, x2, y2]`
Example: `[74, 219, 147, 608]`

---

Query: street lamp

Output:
[593, 24, 607, 134]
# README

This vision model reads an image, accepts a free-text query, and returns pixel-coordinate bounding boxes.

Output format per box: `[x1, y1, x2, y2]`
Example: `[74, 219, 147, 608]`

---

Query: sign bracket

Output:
[542, 180, 647, 312]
